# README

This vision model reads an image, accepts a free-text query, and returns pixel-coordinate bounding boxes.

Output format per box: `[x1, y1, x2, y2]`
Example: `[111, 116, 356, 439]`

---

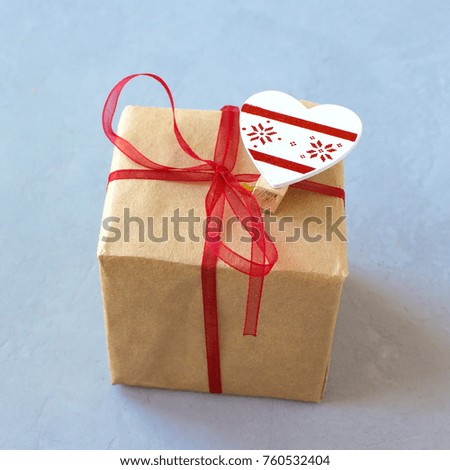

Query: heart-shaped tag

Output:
[240, 91, 362, 188]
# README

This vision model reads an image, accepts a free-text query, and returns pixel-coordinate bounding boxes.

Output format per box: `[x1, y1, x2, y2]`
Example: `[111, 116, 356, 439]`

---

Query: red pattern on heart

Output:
[240, 92, 362, 188]
[307, 137, 338, 162]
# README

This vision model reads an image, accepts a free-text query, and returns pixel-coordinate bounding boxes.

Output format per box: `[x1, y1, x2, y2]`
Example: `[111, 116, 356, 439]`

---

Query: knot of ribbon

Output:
[102, 73, 344, 393]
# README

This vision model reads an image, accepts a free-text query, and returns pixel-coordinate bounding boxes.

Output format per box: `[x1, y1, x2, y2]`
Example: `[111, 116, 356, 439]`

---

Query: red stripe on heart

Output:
[242, 104, 358, 142]
[249, 150, 315, 174]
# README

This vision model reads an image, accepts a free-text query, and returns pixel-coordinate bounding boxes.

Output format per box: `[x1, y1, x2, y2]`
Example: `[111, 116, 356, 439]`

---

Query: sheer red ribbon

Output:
[102, 74, 344, 394]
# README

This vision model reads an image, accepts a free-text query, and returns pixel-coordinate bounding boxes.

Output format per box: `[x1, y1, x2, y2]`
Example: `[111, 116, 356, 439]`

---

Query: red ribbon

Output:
[102, 74, 344, 394]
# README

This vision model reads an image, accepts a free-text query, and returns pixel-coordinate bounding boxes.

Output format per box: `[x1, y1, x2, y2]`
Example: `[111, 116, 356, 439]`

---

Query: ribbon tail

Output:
[243, 217, 267, 336]
[243, 275, 264, 336]
[201, 244, 222, 393]
[201, 178, 226, 394]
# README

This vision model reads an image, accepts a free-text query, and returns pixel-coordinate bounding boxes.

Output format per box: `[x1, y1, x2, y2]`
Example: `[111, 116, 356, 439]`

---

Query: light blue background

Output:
[1, 0, 449, 450]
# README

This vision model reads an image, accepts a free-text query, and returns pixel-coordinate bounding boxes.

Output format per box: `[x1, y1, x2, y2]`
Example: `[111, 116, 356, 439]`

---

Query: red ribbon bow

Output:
[102, 74, 344, 394]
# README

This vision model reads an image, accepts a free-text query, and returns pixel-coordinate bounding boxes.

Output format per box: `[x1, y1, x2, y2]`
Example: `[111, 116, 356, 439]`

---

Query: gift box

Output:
[98, 76, 348, 402]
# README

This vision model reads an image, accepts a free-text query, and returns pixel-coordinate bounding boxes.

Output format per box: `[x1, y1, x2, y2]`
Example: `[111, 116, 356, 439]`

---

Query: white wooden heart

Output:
[240, 91, 362, 188]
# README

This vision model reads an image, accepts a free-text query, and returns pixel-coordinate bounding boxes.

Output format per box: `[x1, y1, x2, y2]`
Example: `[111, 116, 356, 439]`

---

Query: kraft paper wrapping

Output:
[98, 102, 348, 402]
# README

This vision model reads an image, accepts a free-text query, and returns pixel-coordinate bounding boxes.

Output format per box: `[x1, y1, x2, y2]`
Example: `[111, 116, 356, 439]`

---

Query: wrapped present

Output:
[98, 74, 348, 402]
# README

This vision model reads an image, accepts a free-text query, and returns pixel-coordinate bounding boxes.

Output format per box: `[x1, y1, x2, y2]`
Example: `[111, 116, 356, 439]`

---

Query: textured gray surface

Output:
[1, 0, 449, 450]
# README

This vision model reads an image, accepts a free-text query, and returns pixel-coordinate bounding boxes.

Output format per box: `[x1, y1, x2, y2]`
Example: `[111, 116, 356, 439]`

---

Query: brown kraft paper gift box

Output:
[98, 101, 348, 402]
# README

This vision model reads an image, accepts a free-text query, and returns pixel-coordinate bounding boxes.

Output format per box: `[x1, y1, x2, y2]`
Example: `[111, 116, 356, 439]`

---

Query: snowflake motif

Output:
[307, 139, 337, 162]
[246, 123, 277, 145]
